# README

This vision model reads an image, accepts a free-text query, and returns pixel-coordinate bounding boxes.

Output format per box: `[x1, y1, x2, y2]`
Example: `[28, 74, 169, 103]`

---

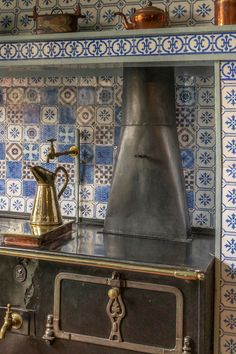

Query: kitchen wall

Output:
[0, 71, 215, 228]
[0, 0, 215, 35]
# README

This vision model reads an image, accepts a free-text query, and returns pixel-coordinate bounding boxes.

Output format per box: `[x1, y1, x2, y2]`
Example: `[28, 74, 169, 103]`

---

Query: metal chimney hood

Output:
[103, 67, 191, 242]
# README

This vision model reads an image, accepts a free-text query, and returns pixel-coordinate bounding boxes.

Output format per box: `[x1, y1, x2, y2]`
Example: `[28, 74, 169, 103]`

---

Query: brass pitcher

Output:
[30, 165, 68, 226]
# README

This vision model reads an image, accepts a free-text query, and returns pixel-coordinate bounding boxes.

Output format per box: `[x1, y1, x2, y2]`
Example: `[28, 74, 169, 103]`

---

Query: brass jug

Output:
[30, 165, 68, 226]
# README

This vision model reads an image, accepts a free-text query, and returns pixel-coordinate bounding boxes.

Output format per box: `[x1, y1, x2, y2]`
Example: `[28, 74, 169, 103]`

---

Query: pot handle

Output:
[28, 6, 38, 20]
[28, 3, 85, 20]
[74, 3, 86, 18]
[55, 166, 69, 200]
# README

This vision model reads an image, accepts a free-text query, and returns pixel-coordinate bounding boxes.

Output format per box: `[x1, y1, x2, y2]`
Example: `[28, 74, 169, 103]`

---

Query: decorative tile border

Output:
[220, 61, 236, 352]
[0, 31, 236, 62]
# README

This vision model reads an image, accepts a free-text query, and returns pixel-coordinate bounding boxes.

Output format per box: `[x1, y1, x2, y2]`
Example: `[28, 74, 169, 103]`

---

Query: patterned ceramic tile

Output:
[80, 126, 94, 144]
[41, 106, 58, 124]
[0, 73, 216, 228]
[59, 86, 76, 105]
[6, 142, 22, 160]
[96, 106, 114, 125]
[0, 0, 216, 34]
[6, 105, 23, 123]
[77, 106, 95, 126]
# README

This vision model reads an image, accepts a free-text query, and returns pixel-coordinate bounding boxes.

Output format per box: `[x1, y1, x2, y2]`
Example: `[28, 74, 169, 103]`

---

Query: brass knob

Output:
[11, 313, 23, 330]
[197, 272, 205, 281]
[108, 287, 120, 299]
[69, 146, 79, 158]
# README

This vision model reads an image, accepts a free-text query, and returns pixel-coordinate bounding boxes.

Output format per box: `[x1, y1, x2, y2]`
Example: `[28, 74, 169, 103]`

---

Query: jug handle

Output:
[55, 166, 69, 199]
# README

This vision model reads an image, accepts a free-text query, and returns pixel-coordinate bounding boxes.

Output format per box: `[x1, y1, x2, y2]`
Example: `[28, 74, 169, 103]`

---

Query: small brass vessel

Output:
[30, 165, 68, 226]
[115, 1, 169, 30]
[215, 0, 236, 25]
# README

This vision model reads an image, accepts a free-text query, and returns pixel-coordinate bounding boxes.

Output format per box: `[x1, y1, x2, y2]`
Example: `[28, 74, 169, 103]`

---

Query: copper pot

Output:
[215, 0, 236, 25]
[115, 1, 169, 30]
[29, 4, 85, 34]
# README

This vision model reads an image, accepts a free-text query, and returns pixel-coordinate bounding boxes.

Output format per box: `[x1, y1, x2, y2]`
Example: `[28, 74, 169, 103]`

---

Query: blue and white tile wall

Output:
[0, 0, 215, 35]
[220, 61, 236, 353]
[176, 72, 215, 228]
[0, 72, 216, 227]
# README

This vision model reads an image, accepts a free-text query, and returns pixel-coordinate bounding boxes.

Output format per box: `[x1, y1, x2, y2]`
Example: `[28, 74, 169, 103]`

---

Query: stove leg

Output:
[182, 336, 192, 354]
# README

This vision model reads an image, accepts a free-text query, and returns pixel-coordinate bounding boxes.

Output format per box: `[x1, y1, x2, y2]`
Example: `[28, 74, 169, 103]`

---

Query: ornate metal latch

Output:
[106, 271, 126, 342]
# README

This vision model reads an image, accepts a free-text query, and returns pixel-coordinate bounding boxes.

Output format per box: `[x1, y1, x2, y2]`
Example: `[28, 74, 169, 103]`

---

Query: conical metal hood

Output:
[103, 67, 190, 241]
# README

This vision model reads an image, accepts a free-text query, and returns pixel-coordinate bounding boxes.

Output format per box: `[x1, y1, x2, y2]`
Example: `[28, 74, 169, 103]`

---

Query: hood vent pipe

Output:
[104, 67, 190, 241]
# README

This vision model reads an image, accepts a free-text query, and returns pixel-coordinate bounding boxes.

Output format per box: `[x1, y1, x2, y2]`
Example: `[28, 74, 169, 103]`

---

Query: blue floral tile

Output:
[23, 180, 36, 197]
[80, 164, 94, 184]
[79, 185, 94, 201]
[25, 87, 40, 104]
[114, 105, 122, 125]
[196, 148, 214, 167]
[77, 87, 95, 106]
[114, 126, 121, 146]
[24, 104, 40, 124]
[0, 143, 5, 159]
[24, 125, 39, 141]
[41, 106, 58, 124]
[96, 106, 114, 125]
[221, 309, 236, 333]
[95, 185, 110, 203]
[0, 196, 8, 211]
[41, 125, 57, 142]
[41, 87, 58, 105]
[196, 190, 214, 209]
[192, 210, 211, 227]
[223, 236, 236, 258]
[95, 203, 107, 219]
[62, 184, 75, 199]
[6, 180, 22, 196]
[59, 105, 75, 124]
[80, 126, 94, 144]
[186, 191, 194, 209]
[176, 87, 195, 106]
[222, 261, 236, 282]
[10, 197, 25, 213]
[23, 143, 39, 161]
[196, 170, 214, 188]
[79, 202, 94, 218]
[97, 87, 114, 105]
[0, 179, 5, 196]
[7, 124, 22, 141]
[6, 161, 22, 179]
[58, 144, 75, 163]
[180, 149, 194, 169]
[58, 125, 75, 144]
[95, 146, 113, 165]
[197, 129, 215, 148]
[80, 144, 94, 164]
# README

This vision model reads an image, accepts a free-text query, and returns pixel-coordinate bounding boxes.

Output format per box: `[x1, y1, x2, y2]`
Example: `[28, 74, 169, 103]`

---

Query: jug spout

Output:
[29, 165, 55, 184]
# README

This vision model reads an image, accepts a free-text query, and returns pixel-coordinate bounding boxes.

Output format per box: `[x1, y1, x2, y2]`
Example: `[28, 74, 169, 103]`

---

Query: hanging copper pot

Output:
[215, 0, 236, 25]
[29, 4, 85, 34]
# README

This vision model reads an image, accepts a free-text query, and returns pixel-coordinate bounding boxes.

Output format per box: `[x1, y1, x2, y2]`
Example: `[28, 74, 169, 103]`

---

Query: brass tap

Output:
[47, 139, 79, 163]
[0, 304, 22, 340]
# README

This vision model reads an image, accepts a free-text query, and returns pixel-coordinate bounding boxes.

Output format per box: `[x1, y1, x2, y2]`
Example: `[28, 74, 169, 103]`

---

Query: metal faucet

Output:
[0, 304, 22, 340]
[46, 139, 79, 163]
